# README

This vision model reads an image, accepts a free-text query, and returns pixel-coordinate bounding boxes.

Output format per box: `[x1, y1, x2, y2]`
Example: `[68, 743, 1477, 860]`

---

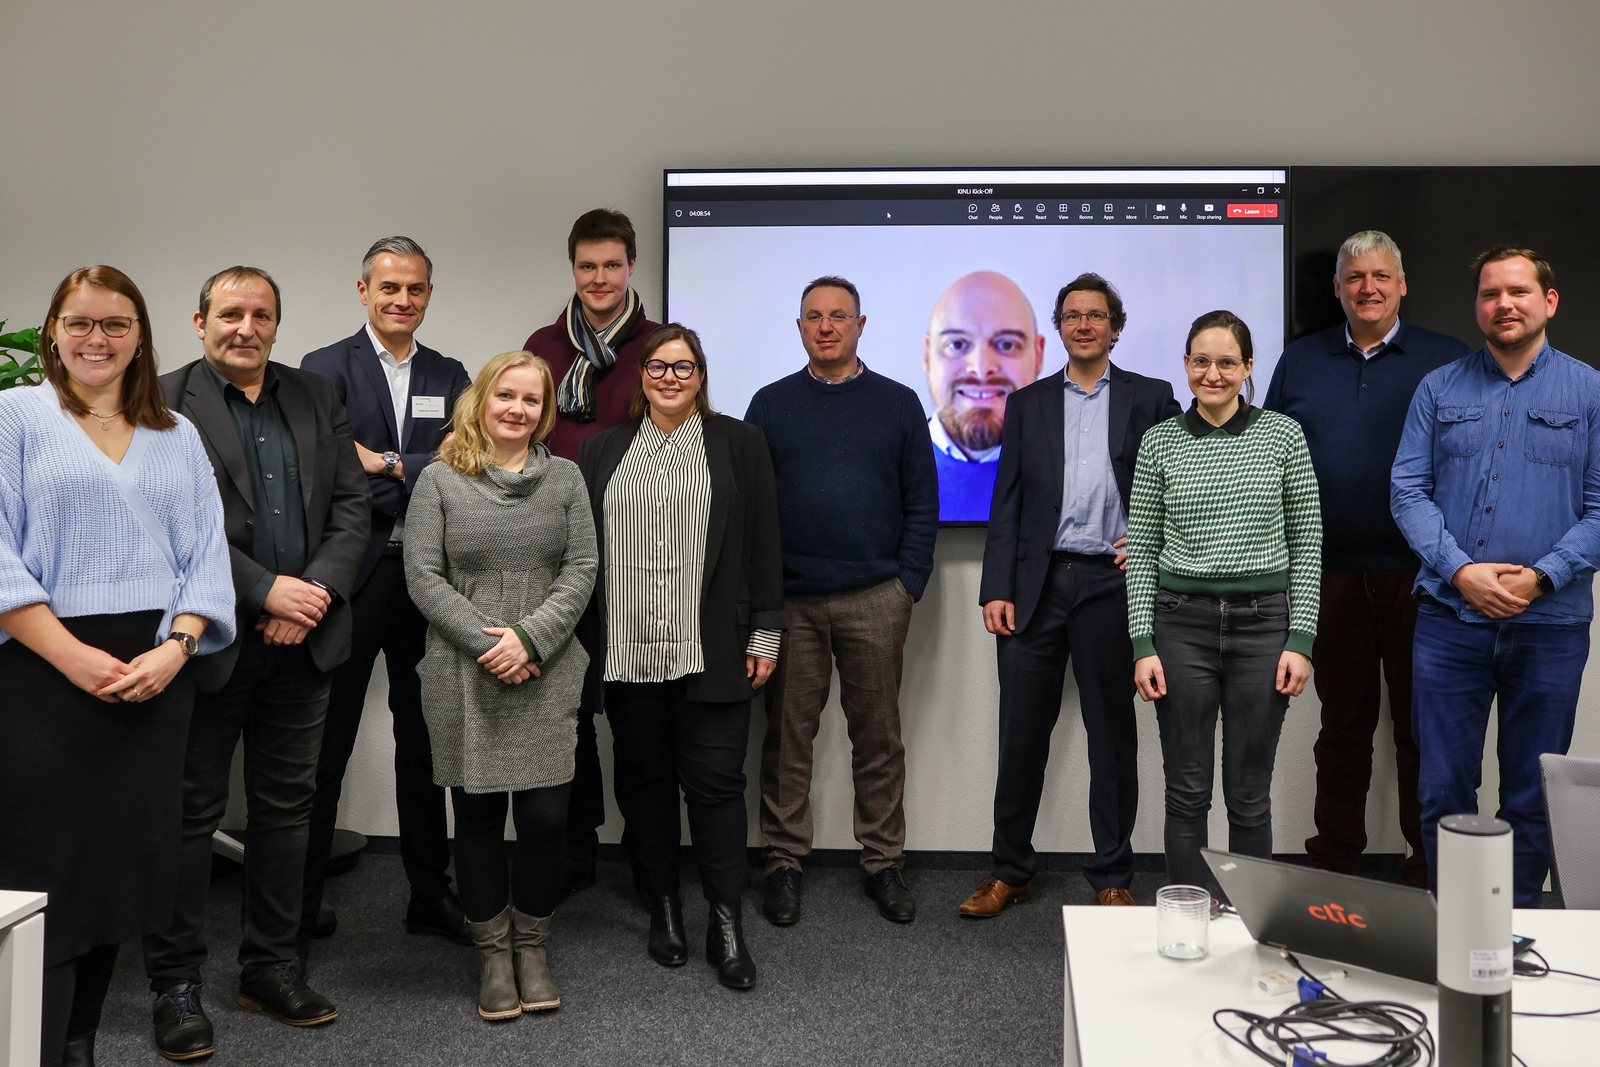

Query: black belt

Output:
[1050, 550, 1116, 564]
[382, 541, 404, 559]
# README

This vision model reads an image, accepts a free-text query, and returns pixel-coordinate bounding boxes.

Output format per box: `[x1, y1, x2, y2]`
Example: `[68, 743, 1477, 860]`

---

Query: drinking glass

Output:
[1156, 884, 1210, 960]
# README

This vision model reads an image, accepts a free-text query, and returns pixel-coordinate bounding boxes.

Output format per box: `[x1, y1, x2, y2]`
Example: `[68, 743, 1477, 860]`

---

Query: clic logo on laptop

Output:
[1307, 902, 1367, 929]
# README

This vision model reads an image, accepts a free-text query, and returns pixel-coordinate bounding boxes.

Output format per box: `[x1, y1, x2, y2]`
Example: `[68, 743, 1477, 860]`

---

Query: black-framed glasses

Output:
[59, 315, 137, 338]
[645, 359, 700, 380]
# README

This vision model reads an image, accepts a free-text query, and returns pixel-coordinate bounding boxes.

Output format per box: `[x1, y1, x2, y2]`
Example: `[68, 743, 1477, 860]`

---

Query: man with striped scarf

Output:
[522, 209, 660, 896]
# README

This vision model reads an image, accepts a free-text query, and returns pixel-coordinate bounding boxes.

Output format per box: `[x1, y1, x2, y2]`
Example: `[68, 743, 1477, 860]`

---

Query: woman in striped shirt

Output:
[1126, 310, 1321, 896]
[578, 324, 785, 991]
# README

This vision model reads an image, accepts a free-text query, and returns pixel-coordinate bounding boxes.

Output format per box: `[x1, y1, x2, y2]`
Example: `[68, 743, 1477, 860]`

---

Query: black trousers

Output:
[40, 945, 118, 1066]
[567, 656, 607, 853]
[605, 679, 751, 905]
[302, 554, 452, 934]
[145, 638, 330, 987]
[992, 552, 1139, 891]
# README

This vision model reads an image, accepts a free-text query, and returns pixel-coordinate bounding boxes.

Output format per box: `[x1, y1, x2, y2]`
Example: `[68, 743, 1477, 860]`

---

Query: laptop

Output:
[1202, 848, 1437, 984]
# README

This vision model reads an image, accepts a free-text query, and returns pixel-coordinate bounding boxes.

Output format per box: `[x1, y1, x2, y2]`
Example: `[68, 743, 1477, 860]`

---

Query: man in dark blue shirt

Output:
[1265, 231, 1469, 888]
[1392, 246, 1600, 905]
[745, 276, 939, 927]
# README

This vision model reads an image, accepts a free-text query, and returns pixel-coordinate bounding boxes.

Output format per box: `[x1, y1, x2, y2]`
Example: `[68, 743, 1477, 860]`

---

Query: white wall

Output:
[5, 0, 1600, 854]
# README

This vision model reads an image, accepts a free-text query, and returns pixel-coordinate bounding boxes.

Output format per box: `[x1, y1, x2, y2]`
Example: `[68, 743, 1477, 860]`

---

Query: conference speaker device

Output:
[1436, 814, 1513, 1067]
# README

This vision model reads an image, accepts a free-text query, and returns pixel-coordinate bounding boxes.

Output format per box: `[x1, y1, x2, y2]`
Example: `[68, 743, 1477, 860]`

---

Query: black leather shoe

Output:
[563, 847, 597, 897]
[763, 867, 802, 926]
[405, 892, 472, 946]
[62, 1031, 96, 1067]
[648, 895, 688, 966]
[152, 982, 215, 1061]
[865, 867, 917, 923]
[236, 960, 338, 1026]
[705, 900, 757, 990]
[310, 901, 337, 939]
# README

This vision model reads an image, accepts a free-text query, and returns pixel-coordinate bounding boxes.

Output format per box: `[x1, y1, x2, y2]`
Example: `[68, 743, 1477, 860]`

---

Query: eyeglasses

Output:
[645, 359, 700, 380]
[1185, 355, 1247, 373]
[59, 315, 137, 338]
[1059, 310, 1111, 326]
[802, 311, 858, 326]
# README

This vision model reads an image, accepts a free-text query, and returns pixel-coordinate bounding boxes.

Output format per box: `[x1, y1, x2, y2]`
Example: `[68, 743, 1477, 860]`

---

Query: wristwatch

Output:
[166, 631, 199, 658]
[1532, 567, 1555, 595]
[382, 450, 400, 478]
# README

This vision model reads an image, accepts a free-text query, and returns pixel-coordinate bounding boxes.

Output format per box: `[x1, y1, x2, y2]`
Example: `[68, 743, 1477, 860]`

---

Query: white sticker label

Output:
[412, 395, 446, 419]
[1470, 947, 1513, 981]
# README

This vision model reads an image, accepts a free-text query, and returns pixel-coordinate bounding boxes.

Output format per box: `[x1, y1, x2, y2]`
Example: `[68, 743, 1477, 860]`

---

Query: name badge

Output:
[412, 395, 447, 419]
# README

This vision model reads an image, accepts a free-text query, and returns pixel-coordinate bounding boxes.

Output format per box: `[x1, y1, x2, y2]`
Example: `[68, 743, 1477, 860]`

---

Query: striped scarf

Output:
[556, 288, 644, 422]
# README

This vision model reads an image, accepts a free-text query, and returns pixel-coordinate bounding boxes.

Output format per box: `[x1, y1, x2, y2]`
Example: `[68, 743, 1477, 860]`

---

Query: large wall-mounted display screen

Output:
[664, 168, 1289, 523]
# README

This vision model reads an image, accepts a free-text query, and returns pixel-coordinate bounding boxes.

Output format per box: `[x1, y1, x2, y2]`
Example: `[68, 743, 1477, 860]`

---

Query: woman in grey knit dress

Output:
[404, 350, 597, 1021]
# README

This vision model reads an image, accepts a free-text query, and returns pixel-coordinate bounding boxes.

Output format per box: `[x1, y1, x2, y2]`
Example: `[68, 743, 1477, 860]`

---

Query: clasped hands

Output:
[480, 627, 539, 684]
[1452, 561, 1542, 619]
[254, 575, 332, 646]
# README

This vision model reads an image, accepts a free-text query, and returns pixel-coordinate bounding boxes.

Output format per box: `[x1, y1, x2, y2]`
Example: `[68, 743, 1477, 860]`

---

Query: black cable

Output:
[1214, 950, 1434, 1065]
[1512, 946, 1600, 1017]
[1512, 1053, 1529, 1067]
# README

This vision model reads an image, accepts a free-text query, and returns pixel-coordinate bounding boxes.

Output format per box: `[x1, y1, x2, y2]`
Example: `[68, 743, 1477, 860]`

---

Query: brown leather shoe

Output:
[1096, 887, 1136, 906]
[959, 876, 1031, 917]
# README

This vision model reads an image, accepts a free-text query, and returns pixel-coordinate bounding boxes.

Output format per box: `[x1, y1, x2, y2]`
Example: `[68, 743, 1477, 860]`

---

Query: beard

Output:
[940, 406, 1004, 455]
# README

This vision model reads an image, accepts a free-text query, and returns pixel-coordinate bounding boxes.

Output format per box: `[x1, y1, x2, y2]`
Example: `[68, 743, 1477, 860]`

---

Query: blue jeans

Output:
[1413, 602, 1589, 906]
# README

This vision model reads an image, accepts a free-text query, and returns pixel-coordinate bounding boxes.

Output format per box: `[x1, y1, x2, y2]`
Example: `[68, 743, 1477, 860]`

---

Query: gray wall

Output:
[5, 0, 1599, 854]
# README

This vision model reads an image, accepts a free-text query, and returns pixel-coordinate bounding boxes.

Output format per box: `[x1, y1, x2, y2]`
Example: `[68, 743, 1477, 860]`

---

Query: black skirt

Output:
[0, 611, 195, 966]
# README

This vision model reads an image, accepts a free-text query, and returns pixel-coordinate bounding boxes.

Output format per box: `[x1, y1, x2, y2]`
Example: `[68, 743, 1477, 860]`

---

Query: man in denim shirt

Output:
[1391, 246, 1600, 905]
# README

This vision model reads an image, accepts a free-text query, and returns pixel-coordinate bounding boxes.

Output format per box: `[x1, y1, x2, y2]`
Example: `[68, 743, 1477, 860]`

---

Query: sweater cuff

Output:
[899, 568, 930, 601]
[1285, 630, 1316, 659]
[1131, 635, 1158, 661]
[510, 624, 538, 662]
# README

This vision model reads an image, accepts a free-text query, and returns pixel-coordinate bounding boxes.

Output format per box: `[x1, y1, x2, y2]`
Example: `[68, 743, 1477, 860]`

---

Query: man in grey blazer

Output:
[143, 267, 369, 1060]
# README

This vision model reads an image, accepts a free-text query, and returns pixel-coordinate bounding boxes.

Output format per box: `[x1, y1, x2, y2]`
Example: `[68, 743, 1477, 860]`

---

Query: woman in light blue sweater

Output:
[0, 267, 234, 1067]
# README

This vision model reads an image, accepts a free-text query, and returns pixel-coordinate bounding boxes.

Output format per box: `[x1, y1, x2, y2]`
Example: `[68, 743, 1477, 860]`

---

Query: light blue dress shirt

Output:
[1391, 343, 1600, 624]
[1055, 366, 1123, 555]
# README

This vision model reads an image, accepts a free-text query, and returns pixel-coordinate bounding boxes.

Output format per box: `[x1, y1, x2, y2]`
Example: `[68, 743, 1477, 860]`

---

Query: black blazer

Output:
[163, 360, 372, 691]
[300, 329, 471, 594]
[980, 363, 1182, 633]
[577, 414, 786, 705]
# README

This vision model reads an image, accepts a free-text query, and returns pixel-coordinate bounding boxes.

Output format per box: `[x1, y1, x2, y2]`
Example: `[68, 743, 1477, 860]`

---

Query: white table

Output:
[0, 890, 45, 1067]
[1063, 905, 1600, 1067]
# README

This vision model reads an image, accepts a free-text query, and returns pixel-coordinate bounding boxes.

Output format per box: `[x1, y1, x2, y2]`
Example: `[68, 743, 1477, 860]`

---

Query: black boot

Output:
[648, 895, 688, 967]
[152, 982, 215, 1061]
[61, 1032, 95, 1067]
[704, 900, 757, 990]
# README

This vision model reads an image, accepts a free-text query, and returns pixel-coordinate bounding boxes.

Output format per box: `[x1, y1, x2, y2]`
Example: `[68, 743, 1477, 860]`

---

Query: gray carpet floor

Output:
[93, 854, 1167, 1066]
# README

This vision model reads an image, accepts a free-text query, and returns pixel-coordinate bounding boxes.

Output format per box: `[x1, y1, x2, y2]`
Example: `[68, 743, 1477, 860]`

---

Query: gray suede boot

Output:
[511, 909, 561, 1011]
[465, 906, 521, 1021]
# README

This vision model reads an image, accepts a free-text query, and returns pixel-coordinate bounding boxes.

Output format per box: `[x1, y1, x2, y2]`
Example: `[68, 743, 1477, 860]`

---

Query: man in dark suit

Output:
[523, 209, 661, 893]
[299, 237, 473, 952]
[145, 267, 369, 1059]
[961, 273, 1182, 918]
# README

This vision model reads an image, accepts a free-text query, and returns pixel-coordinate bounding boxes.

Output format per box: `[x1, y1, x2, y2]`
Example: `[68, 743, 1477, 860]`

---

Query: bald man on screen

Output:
[923, 271, 1046, 522]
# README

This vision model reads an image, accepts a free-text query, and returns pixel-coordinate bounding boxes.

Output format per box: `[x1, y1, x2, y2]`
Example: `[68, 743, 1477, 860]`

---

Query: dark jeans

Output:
[991, 553, 1138, 890]
[1152, 590, 1291, 894]
[605, 679, 751, 905]
[451, 784, 571, 921]
[1412, 603, 1589, 906]
[1307, 569, 1426, 887]
[145, 638, 330, 988]
[40, 945, 118, 1065]
[302, 554, 451, 937]
[761, 578, 913, 876]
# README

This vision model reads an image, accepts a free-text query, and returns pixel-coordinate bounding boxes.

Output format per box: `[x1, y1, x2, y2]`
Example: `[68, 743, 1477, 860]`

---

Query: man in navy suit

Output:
[299, 237, 472, 952]
[961, 273, 1182, 917]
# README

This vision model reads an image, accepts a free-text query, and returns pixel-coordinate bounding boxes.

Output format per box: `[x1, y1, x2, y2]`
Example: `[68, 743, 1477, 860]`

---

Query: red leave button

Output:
[1227, 203, 1280, 218]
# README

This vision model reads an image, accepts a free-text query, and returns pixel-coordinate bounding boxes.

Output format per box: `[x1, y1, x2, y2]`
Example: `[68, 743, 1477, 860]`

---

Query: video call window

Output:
[664, 168, 1289, 524]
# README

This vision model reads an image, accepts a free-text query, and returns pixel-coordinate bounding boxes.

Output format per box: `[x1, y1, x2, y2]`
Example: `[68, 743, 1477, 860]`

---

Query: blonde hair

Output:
[437, 351, 557, 477]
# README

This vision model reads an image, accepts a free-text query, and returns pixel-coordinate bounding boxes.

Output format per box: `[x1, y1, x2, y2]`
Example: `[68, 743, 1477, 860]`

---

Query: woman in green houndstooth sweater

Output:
[1126, 310, 1322, 896]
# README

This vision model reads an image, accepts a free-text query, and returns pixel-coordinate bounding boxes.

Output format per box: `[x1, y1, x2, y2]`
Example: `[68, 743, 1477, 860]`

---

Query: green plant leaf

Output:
[0, 328, 40, 354]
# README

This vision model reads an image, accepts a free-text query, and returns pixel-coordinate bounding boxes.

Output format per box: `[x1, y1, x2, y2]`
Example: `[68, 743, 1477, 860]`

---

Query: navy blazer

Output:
[979, 363, 1182, 633]
[301, 329, 471, 594]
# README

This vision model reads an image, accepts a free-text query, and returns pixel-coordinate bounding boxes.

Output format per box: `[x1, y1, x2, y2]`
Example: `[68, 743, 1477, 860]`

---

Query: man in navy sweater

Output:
[745, 276, 939, 926]
[1265, 230, 1470, 887]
